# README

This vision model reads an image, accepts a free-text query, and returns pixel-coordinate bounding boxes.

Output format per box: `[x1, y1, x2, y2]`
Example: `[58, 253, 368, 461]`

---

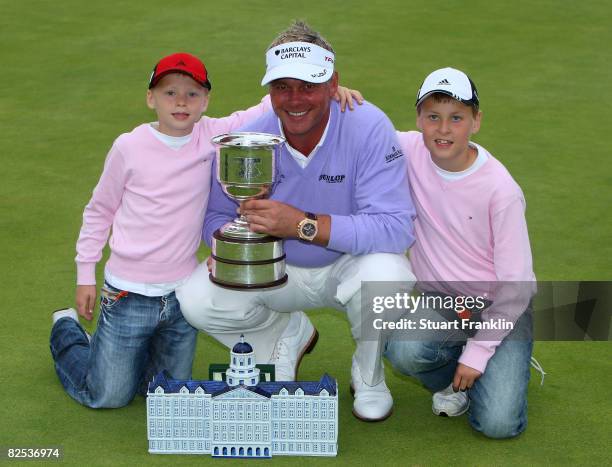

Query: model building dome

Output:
[227, 335, 259, 387]
[232, 334, 254, 354]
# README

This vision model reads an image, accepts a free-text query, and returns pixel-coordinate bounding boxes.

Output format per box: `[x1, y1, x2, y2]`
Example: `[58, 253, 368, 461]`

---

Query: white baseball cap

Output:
[415, 67, 479, 108]
[261, 41, 335, 86]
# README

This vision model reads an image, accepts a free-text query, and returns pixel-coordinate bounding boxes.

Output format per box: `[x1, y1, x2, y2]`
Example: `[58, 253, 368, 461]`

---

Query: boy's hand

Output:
[206, 256, 213, 273]
[334, 86, 364, 112]
[452, 363, 482, 391]
[76, 285, 97, 321]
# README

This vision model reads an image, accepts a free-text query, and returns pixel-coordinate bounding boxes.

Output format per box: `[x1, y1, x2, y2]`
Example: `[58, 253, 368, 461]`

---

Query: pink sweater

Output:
[76, 98, 270, 285]
[397, 131, 535, 372]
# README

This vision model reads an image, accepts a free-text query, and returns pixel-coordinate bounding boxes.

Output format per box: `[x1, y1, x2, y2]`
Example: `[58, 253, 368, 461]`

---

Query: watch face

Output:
[301, 222, 317, 238]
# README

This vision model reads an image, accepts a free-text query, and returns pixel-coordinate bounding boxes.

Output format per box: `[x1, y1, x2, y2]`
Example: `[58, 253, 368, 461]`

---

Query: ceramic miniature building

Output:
[147, 335, 338, 457]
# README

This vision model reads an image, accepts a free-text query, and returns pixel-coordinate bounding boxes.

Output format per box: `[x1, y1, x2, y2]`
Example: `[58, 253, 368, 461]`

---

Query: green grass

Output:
[1, 0, 611, 465]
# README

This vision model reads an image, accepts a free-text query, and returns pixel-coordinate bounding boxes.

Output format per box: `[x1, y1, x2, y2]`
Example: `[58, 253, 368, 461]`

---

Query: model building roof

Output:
[149, 371, 337, 397]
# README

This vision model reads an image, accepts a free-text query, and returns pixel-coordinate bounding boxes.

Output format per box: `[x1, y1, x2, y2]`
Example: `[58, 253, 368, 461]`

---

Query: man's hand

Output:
[75, 285, 97, 321]
[334, 86, 364, 112]
[206, 255, 213, 273]
[452, 363, 482, 392]
[241, 199, 303, 238]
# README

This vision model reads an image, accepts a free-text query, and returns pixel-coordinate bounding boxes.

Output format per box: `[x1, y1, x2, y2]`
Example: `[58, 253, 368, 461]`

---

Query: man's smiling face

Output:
[269, 74, 338, 153]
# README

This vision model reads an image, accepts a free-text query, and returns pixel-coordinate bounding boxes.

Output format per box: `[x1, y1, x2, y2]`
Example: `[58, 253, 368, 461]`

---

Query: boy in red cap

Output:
[49, 52, 361, 409]
[48, 52, 268, 408]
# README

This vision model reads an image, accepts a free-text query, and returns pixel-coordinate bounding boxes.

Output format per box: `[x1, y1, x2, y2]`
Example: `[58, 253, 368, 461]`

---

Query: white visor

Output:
[261, 41, 335, 86]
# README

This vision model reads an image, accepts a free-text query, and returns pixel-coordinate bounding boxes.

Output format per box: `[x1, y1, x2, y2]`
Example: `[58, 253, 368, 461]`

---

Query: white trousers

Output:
[176, 253, 415, 386]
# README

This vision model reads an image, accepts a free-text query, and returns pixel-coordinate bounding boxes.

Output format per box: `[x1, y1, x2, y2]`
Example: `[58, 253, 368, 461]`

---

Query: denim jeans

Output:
[50, 283, 198, 408]
[385, 309, 533, 439]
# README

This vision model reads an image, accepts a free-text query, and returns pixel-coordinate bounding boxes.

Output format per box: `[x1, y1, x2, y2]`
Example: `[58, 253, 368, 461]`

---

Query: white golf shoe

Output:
[351, 356, 393, 422]
[271, 311, 318, 381]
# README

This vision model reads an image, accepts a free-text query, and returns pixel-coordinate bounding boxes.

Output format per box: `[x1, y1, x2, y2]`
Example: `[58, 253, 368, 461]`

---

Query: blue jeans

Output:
[385, 310, 533, 439]
[50, 283, 198, 408]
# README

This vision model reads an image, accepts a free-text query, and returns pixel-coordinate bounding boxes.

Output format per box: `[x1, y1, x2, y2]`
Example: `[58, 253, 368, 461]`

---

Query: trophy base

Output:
[220, 219, 267, 240]
[209, 272, 288, 290]
[210, 229, 288, 290]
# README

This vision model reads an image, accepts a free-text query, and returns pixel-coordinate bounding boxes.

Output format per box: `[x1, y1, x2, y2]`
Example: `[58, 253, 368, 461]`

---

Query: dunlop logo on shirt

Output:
[318, 174, 346, 183]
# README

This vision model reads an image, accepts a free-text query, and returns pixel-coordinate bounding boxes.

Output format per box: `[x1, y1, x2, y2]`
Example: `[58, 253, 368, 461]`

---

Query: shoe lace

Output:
[530, 356, 546, 386]
[271, 340, 296, 381]
[272, 340, 288, 361]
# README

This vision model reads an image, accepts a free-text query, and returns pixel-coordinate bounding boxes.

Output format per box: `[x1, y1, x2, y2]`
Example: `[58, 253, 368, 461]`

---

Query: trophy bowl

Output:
[210, 132, 288, 289]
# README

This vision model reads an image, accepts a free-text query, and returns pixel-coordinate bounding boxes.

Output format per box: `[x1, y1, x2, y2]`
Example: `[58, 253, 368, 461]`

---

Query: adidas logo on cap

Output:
[415, 67, 479, 108]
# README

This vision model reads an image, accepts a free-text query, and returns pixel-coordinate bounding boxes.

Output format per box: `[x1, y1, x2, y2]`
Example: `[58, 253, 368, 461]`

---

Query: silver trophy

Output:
[210, 132, 287, 289]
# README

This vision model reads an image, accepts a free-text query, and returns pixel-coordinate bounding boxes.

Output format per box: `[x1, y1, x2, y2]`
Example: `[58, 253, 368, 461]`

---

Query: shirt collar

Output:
[277, 111, 331, 164]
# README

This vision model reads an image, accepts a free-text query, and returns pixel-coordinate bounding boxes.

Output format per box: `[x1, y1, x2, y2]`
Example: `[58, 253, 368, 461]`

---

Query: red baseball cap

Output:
[148, 52, 211, 90]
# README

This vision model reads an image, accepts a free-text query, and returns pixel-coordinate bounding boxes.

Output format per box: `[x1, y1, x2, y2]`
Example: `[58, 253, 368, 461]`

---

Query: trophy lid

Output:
[211, 132, 285, 148]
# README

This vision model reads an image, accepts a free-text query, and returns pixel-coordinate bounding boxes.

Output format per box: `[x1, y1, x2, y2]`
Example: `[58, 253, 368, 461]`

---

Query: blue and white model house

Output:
[147, 335, 338, 457]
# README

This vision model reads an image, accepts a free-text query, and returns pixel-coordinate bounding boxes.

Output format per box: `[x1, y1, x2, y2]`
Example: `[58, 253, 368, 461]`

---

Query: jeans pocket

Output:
[100, 283, 128, 309]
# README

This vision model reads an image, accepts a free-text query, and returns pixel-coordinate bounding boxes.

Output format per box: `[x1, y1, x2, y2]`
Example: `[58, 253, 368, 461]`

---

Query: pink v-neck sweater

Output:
[398, 131, 535, 372]
[76, 99, 270, 285]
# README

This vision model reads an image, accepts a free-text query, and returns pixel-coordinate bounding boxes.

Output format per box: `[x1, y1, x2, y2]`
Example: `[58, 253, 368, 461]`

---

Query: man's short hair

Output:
[268, 20, 334, 53]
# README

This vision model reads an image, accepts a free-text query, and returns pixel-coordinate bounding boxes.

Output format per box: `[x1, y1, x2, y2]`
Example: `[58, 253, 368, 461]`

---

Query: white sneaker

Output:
[432, 383, 469, 417]
[271, 311, 318, 381]
[52, 307, 79, 324]
[52, 308, 91, 342]
[351, 356, 393, 422]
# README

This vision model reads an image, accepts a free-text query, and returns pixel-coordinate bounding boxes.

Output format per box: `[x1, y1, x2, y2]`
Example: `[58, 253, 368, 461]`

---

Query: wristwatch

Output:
[297, 212, 318, 242]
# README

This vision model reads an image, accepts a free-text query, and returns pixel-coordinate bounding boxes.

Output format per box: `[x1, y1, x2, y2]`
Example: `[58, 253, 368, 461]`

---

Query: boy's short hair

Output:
[416, 92, 480, 117]
[149, 52, 211, 90]
[415, 67, 479, 115]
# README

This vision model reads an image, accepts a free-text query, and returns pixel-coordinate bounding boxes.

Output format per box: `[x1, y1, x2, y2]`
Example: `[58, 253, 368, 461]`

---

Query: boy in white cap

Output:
[385, 67, 536, 438]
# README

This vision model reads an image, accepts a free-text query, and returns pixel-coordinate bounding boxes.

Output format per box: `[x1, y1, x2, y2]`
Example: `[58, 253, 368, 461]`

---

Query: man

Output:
[176, 21, 416, 422]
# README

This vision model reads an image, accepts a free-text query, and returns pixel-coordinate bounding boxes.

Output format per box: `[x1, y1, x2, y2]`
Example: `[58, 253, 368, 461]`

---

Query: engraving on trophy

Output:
[236, 157, 262, 180]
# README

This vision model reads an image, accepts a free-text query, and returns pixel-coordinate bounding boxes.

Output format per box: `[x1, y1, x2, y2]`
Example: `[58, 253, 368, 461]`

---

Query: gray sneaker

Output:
[432, 383, 469, 417]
